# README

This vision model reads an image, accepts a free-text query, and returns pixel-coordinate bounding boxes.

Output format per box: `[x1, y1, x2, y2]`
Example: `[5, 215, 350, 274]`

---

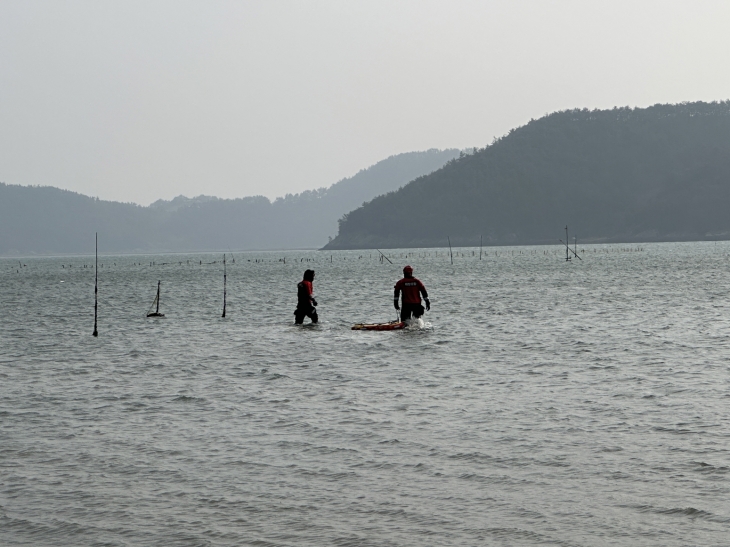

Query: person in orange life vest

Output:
[394, 265, 430, 322]
[295, 269, 318, 324]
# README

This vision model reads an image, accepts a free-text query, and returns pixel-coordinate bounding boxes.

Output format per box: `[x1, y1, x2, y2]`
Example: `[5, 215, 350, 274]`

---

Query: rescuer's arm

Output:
[393, 284, 401, 310]
[419, 281, 430, 311]
[309, 282, 317, 307]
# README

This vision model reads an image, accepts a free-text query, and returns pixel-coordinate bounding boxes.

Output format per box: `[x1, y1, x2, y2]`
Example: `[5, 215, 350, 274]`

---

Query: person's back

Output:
[394, 265, 429, 322]
[295, 269, 318, 324]
[297, 278, 313, 305]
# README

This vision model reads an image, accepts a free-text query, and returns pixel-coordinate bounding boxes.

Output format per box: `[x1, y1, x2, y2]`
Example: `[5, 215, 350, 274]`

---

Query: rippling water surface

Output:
[2, 242, 729, 546]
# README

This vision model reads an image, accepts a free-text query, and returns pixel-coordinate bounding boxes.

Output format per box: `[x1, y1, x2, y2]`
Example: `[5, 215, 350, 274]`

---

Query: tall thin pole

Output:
[222, 254, 227, 318]
[448, 236, 453, 265]
[480, 235, 483, 260]
[93, 233, 98, 337]
[565, 226, 570, 261]
[156, 281, 161, 314]
[375, 249, 393, 264]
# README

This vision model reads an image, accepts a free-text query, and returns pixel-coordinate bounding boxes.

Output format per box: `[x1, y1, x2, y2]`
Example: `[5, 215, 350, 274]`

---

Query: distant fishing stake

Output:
[560, 226, 582, 261]
[93, 232, 98, 337]
[376, 249, 393, 264]
[222, 253, 227, 318]
[147, 281, 165, 317]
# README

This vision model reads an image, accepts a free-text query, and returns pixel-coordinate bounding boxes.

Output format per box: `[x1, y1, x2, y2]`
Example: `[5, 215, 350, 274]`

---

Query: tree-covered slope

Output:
[0, 149, 458, 254]
[0, 184, 153, 254]
[324, 102, 730, 249]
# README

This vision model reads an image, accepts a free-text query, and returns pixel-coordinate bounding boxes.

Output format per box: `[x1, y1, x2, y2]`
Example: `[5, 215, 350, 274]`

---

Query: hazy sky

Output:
[2, 1, 730, 205]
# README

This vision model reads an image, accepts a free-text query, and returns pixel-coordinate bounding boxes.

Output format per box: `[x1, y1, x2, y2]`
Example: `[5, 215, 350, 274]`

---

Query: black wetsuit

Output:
[294, 280, 318, 324]
[400, 302, 425, 322]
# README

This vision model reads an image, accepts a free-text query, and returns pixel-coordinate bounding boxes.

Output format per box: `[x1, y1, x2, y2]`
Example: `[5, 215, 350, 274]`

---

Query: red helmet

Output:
[403, 265, 413, 275]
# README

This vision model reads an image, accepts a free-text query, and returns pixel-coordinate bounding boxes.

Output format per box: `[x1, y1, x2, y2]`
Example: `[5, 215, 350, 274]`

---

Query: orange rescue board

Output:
[351, 320, 406, 331]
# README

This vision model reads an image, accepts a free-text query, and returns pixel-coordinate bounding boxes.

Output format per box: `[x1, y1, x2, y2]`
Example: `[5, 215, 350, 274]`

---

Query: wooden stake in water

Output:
[93, 232, 98, 337]
[222, 254, 227, 318]
[376, 249, 393, 264]
[146, 281, 166, 317]
[480, 235, 483, 260]
[448, 236, 453, 265]
[559, 226, 582, 261]
[573, 235, 582, 260]
[154, 281, 161, 314]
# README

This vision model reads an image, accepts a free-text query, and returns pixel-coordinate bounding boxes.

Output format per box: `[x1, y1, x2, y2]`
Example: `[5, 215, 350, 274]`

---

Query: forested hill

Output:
[324, 101, 730, 249]
[0, 149, 458, 255]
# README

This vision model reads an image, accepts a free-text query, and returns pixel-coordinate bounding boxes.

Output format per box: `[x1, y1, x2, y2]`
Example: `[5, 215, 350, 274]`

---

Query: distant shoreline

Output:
[2, 238, 728, 260]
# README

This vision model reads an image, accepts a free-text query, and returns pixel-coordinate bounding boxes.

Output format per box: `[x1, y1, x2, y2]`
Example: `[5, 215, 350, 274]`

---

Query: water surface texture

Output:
[1, 243, 729, 546]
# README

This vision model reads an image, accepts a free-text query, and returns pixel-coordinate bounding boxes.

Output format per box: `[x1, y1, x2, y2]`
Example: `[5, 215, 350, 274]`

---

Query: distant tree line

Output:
[0, 149, 458, 255]
[325, 101, 730, 249]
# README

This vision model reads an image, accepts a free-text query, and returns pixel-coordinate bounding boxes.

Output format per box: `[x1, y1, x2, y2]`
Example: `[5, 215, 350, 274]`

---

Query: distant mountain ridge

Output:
[0, 149, 459, 255]
[324, 101, 730, 249]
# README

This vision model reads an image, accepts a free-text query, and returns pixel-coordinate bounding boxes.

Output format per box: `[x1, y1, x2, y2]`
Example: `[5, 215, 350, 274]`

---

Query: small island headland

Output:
[324, 101, 730, 250]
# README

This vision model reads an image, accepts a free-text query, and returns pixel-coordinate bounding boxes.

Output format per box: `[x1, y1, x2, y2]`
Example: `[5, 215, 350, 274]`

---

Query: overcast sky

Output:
[2, 1, 729, 205]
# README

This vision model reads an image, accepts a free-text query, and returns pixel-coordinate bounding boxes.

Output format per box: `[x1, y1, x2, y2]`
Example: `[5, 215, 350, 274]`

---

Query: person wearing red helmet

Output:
[394, 265, 430, 322]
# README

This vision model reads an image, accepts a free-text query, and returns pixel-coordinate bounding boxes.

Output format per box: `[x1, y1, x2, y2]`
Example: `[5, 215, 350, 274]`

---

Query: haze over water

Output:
[2, 242, 729, 546]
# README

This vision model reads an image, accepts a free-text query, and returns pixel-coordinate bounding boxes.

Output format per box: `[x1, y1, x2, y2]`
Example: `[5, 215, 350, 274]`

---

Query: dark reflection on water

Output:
[1, 242, 729, 546]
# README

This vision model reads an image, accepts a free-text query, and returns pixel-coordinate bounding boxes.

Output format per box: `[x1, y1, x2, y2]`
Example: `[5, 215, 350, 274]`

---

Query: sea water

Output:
[1, 243, 729, 546]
